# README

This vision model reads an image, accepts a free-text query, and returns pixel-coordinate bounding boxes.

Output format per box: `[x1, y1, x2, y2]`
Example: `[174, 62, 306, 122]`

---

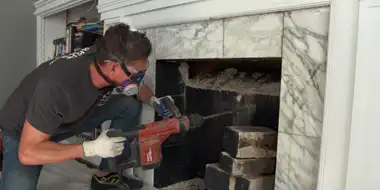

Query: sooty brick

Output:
[204, 163, 235, 190]
[204, 163, 275, 190]
[219, 151, 275, 177]
[223, 126, 277, 158]
[235, 175, 275, 190]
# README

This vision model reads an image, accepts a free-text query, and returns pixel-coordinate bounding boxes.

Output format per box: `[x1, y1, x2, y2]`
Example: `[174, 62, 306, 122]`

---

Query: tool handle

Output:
[161, 96, 181, 118]
[106, 130, 132, 138]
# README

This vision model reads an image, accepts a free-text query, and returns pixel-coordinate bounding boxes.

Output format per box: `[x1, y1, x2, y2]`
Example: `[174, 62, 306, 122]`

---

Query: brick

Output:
[223, 126, 277, 158]
[204, 163, 235, 190]
[204, 163, 275, 190]
[219, 151, 275, 177]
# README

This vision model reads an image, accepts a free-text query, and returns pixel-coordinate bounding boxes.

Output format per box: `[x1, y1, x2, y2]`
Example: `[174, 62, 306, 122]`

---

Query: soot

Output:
[153, 58, 280, 188]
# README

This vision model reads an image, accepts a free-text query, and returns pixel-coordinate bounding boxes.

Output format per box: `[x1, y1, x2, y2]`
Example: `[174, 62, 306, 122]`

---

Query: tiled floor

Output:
[37, 160, 160, 190]
[37, 159, 97, 190]
[0, 159, 199, 190]
[2, 136, 173, 190]
[35, 137, 99, 190]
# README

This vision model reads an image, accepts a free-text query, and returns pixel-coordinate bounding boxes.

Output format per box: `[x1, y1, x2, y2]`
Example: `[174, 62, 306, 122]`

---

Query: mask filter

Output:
[116, 71, 145, 96]
[119, 80, 138, 96]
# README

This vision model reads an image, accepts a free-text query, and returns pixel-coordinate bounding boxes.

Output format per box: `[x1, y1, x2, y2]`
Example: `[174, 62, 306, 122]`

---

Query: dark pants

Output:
[0, 95, 142, 190]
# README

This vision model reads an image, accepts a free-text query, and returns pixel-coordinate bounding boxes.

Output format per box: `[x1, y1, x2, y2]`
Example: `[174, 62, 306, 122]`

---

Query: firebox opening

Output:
[153, 58, 281, 189]
[178, 58, 281, 96]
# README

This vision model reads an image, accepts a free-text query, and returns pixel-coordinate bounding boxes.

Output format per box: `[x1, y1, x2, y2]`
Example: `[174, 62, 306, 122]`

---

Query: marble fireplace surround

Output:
[112, 6, 330, 190]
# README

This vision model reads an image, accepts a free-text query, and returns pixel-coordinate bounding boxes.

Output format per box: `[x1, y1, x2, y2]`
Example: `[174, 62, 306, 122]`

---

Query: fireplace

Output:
[110, 7, 331, 190]
[153, 58, 281, 188]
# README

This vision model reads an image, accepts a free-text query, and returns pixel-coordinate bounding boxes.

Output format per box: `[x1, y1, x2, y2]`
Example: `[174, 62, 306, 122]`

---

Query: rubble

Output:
[178, 62, 280, 96]
[159, 178, 205, 190]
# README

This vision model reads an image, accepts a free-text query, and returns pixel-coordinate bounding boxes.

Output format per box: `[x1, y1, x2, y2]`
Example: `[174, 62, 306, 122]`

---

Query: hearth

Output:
[153, 58, 281, 188]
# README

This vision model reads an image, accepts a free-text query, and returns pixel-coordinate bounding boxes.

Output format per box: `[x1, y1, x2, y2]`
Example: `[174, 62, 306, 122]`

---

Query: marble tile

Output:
[279, 7, 330, 137]
[143, 28, 157, 92]
[275, 133, 290, 190]
[288, 135, 321, 190]
[155, 20, 223, 59]
[140, 28, 156, 125]
[223, 13, 283, 58]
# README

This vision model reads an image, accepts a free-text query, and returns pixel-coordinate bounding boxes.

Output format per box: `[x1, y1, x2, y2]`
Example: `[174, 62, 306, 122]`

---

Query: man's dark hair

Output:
[96, 23, 152, 65]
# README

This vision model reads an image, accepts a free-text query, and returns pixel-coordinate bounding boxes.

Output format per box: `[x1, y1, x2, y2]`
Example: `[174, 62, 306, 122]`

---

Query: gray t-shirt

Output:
[0, 46, 113, 136]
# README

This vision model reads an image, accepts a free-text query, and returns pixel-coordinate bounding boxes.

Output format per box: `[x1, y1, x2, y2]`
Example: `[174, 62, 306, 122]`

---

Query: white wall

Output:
[0, 1, 36, 107]
[44, 12, 67, 61]
[345, 0, 380, 189]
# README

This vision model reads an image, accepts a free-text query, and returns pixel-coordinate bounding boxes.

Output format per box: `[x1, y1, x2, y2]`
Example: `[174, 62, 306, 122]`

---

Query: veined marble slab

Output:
[275, 133, 321, 190]
[143, 28, 157, 92]
[275, 133, 290, 190]
[288, 134, 321, 190]
[279, 7, 330, 137]
[140, 28, 156, 124]
[223, 13, 283, 58]
[155, 20, 223, 59]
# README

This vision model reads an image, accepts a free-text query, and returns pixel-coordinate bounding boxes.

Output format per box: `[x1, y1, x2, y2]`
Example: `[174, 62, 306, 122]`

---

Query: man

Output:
[0, 23, 171, 190]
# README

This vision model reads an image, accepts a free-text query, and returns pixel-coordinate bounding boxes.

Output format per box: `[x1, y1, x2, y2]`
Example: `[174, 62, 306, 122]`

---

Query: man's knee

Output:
[1, 136, 41, 190]
[1, 168, 41, 190]
[101, 95, 142, 119]
[107, 95, 143, 131]
[113, 95, 142, 117]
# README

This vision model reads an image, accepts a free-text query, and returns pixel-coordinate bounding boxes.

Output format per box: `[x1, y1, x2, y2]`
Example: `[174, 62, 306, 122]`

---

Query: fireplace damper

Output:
[153, 58, 281, 188]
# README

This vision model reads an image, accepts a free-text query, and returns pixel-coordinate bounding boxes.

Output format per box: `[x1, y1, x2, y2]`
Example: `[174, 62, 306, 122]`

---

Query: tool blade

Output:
[203, 104, 255, 120]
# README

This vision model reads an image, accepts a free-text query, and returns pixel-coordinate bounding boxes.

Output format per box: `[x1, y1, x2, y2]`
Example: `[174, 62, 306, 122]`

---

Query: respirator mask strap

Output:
[120, 62, 135, 79]
[118, 55, 146, 86]
[104, 48, 139, 83]
[93, 56, 119, 87]
[94, 39, 144, 95]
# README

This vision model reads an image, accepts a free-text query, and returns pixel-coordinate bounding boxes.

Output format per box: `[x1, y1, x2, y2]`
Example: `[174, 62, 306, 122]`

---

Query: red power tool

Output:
[106, 113, 204, 169]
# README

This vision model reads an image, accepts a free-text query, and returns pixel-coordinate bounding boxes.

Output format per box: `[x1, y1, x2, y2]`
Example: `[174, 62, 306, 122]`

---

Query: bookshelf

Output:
[53, 19, 103, 58]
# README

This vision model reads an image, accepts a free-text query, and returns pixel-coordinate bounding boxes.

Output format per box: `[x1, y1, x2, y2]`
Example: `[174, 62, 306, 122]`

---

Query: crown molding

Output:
[34, 0, 92, 17]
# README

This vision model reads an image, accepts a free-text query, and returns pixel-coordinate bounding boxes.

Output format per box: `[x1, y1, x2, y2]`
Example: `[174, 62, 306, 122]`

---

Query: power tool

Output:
[105, 103, 255, 170]
[99, 100, 255, 190]
[106, 113, 204, 170]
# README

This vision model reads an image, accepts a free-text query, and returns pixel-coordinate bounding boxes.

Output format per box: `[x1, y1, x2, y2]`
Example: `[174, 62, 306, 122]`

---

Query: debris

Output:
[178, 62, 280, 96]
[159, 178, 205, 190]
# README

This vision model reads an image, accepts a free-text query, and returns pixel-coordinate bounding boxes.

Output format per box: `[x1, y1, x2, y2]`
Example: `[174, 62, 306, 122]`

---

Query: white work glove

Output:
[82, 129, 126, 158]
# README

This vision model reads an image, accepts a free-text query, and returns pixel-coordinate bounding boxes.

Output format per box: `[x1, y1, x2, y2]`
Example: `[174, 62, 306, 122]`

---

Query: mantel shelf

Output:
[97, 0, 331, 29]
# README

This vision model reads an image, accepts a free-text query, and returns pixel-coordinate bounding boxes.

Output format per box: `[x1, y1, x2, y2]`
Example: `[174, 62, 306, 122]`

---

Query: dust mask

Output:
[116, 69, 145, 96]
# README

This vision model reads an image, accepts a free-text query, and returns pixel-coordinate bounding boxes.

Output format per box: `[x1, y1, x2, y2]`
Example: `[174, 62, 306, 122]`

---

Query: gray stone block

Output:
[204, 163, 275, 190]
[204, 163, 235, 190]
[223, 126, 277, 158]
[219, 151, 275, 177]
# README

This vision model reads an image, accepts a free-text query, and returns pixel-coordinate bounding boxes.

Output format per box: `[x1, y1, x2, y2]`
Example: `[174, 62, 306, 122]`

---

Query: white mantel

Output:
[98, 0, 330, 29]
[33, 0, 378, 189]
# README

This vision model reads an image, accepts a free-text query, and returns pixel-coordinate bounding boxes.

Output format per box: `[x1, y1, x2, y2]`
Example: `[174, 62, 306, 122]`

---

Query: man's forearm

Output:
[19, 141, 84, 165]
[137, 83, 154, 103]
